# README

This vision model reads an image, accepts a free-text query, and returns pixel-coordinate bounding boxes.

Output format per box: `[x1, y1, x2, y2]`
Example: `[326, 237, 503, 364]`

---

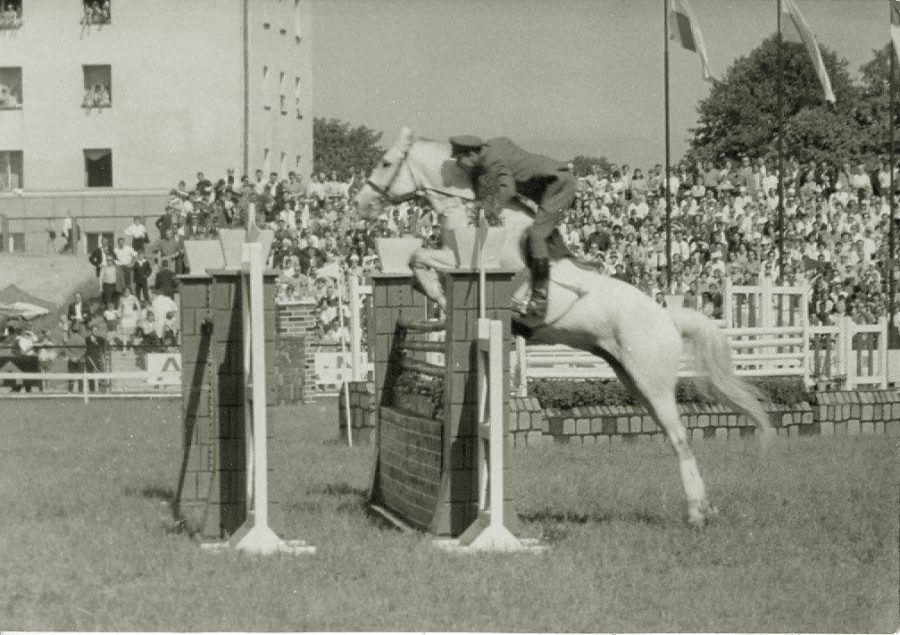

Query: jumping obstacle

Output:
[368, 269, 543, 551]
[175, 231, 314, 555]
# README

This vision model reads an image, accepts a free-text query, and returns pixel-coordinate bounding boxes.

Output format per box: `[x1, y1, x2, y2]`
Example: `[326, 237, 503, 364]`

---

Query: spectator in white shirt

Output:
[150, 290, 178, 341]
[123, 216, 148, 252]
[114, 237, 137, 292]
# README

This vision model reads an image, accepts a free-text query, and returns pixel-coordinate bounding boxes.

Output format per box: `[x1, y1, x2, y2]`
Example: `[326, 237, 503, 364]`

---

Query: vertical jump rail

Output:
[435, 318, 545, 553]
[202, 241, 315, 556]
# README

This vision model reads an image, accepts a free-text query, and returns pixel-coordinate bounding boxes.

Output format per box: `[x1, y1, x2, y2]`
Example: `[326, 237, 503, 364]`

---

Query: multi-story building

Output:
[0, 0, 313, 253]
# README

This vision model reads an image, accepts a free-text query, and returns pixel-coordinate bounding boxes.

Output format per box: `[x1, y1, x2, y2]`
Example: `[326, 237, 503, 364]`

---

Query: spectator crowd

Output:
[8, 149, 900, 393]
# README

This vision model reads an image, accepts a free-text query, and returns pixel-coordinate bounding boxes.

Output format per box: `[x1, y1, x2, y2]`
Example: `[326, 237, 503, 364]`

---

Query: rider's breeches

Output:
[526, 170, 576, 261]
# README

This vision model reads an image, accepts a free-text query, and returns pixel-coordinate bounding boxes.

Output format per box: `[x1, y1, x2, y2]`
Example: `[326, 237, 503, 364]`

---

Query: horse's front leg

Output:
[410, 248, 456, 311]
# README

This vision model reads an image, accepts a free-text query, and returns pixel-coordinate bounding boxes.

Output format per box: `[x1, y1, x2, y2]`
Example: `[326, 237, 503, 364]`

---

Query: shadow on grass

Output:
[125, 484, 194, 536]
[127, 485, 174, 504]
[520, 507, 667, 527]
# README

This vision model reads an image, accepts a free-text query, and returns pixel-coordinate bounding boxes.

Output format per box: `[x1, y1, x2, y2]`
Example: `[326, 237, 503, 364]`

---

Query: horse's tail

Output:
[668, 307, 773, 445]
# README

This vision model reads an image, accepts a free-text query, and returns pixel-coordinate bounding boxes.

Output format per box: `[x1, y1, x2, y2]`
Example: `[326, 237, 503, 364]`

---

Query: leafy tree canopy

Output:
[313, 118, 385, 179]
[687, 35, 872, 166]
[571, 155, 614, 177]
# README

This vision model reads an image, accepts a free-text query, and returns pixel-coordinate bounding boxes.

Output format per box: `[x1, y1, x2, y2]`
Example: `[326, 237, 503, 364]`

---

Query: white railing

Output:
[523, 318, 889, 390]
[346, 277, 890, 391]
[0, 370, 181, 403]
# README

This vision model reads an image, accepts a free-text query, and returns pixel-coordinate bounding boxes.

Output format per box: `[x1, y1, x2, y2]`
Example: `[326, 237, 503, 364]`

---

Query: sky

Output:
[311, 0, 889, 168]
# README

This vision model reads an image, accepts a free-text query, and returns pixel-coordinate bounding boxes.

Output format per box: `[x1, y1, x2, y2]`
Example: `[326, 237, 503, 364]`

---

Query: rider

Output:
[449, 135, 576, 317]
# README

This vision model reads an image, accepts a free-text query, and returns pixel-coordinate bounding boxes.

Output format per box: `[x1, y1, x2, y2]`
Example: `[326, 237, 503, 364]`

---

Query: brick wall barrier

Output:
[341, 386, 900, 447]
[274, 299, 316, 403]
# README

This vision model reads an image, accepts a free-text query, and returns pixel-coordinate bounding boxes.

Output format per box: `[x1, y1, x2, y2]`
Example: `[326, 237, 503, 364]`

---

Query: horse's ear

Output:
[398, 126, 416, 149]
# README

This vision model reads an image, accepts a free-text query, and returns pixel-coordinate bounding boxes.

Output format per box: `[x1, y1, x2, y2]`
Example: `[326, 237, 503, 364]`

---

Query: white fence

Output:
[524, 317, 889, 389]
[347, 277, 891, 391]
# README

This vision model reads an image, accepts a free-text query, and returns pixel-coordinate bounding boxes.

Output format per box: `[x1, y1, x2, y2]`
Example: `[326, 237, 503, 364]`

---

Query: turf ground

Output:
[1, 398, 898, 632]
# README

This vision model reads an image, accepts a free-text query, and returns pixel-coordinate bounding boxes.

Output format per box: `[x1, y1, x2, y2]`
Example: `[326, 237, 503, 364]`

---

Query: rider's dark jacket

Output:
[471, 137, 575, 260]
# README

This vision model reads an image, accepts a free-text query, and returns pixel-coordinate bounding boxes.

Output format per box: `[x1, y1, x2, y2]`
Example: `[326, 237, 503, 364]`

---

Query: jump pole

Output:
[202, 241, 315, 556]
[434, 219, 545, 553]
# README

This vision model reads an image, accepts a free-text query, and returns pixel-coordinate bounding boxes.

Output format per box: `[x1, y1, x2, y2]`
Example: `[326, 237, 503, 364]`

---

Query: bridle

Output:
[364, 142, 475, 206]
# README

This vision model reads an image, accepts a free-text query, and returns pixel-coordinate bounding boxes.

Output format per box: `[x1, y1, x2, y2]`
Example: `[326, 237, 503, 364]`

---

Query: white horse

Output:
[355, 128, 771, 527]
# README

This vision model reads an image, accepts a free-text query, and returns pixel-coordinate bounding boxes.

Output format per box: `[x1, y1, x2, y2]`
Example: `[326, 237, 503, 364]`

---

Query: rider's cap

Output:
[449, 135, 484, 156]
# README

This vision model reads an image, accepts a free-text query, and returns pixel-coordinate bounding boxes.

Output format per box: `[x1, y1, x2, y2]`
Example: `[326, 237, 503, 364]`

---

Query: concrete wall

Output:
[246, 0, 314, 180]
[0, 0, 314, 245]
[0, 1, 244, 191]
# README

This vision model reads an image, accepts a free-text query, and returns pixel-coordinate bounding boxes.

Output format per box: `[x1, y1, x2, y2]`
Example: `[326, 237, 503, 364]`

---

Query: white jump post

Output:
[204, 241, 315, 556]
[445, 317, 534, 551]
[435, 217, 544, 553]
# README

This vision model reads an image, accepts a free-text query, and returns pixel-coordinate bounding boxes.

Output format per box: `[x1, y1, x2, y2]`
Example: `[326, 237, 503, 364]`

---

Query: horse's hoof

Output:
[687, 502, 717, 528]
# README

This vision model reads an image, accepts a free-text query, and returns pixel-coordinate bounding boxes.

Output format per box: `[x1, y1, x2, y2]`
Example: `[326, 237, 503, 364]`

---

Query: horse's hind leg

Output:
[646, 393, 716, 527]
[604, 351, 715, 527]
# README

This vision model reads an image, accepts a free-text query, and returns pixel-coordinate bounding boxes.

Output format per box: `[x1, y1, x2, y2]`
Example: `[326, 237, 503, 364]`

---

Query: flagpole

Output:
[890, 15, 897, 362]
[776, 0, 786, 285]
[664, 0, 673, 291]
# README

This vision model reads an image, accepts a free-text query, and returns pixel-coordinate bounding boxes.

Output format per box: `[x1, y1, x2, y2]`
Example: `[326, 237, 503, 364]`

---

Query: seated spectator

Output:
[0, 82, 18, 107]
[102, 301, 120, 337]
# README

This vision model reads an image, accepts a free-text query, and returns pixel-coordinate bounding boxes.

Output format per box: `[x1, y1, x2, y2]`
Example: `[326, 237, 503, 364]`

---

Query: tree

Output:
[856, 44, 900, 158]
[313, 118, 385, 178]
[687, 35, 864, 165]
[570, 155, 614, 178]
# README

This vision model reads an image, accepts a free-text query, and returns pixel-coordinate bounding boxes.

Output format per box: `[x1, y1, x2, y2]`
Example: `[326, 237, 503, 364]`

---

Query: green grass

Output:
[1, 398, 898, 632]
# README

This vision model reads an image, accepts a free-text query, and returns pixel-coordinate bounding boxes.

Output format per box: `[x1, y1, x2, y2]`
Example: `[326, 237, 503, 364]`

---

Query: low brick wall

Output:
[274, 298, 316, 403]
[809, 390, 900, 437]
[509, 401, 812, 447]
[342, 387, 900, 447]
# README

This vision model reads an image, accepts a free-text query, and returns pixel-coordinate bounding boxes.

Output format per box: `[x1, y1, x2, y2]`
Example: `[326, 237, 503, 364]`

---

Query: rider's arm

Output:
[478, 154, 517, 212]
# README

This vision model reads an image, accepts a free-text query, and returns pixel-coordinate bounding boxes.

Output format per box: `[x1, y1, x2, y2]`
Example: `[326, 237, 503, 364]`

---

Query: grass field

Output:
[1, 398, 898, 632]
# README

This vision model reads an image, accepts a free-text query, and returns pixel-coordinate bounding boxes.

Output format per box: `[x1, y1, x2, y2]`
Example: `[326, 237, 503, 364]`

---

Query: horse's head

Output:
[354, 127, 418, 219]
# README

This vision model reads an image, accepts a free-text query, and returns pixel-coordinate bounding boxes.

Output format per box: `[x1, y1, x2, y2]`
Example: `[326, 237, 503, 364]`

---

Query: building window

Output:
[0, 150, 23, 191]
[294, 77, 302, 119]
[82, 65, 112, 109]
[263, 148, 270, 175]
[81, 0, 111, 26]
[0, 0, 22, 30]
[293, 0, 301, 41]
[296, 155, 302, 171]
[0, 68, 23, 109]
[279, 71, 286, 114]
[84, 148, 113, 187]
[85, 231, 114, 254]
[280, 152, 287, 177]
[262, 65, 270, 110]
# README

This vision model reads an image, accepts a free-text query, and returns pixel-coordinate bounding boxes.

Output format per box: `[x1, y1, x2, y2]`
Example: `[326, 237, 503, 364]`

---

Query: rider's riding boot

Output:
[527, 258, 550, 317]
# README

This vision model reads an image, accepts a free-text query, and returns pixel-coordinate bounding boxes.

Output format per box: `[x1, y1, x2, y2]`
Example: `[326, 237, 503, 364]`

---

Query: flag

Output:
[315, 259, 343, 282]
[780, 0, 836, 103]
[892, 0, 900, 64]
[668, 0, 715, 82]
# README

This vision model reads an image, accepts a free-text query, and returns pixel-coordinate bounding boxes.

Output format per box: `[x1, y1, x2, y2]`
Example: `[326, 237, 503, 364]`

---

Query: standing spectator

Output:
[45, 218, 57, 254]
[66, 322, 86, 393]
[67, 291, 90, 327]
[150, 289, 178, 343]
[113, 237, 137, 292]
[123, 216, 148, 253]
[132, 251, 152, 303]
[154, 259, 178, 300]
[118, 286, 140, 344]
[61, 211, 76, 254]
[89, 238, 118, 305]
[84, 324, 107, 393]
[149, 228, 184, 273]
